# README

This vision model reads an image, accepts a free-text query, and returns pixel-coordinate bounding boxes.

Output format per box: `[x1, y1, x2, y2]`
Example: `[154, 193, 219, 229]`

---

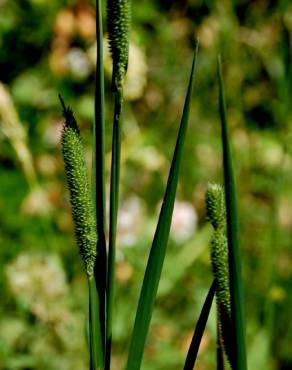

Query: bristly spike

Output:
[206, 182, 226, 230]
[107, 0, 131, 91]
[60, 96, 97, 277]
[206, 183, 233, 366]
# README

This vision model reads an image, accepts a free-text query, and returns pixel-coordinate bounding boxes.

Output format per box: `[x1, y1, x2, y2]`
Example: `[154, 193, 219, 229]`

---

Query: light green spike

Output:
[60, 96, 97, 277]
[107, 0, 131, 90]
[210, 230, 231, 316]
[206, 182, 226, 230]
[206, 182, 233, 367]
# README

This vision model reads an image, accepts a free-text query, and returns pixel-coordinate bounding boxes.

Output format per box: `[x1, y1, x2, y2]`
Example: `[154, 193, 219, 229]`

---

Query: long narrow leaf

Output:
[94, 0, 107, 357]
[183, 280, 216, 370]
[125, 42, 199, 370]
[217, 55, 247, 370]
[106, 90, 123, 370]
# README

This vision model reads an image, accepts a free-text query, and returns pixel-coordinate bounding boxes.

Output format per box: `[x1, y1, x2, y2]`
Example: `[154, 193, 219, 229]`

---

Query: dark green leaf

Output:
[183, 280, 216, 370]
[125, 42, 199, 370]
[217, 55, 247, 370]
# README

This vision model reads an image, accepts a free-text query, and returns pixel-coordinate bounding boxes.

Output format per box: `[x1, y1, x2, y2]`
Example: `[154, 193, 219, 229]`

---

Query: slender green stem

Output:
[105, 90, 123, 370]
[216, 317, 225, 370]
[183, 280, 216, 370]
[94, 0, 107, 356]
[217, 55, 247, 370]
[89, 277, 105, 370]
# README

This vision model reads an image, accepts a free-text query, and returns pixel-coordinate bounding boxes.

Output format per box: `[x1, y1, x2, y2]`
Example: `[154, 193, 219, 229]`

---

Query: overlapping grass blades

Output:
[217, 55, 247, 370]
[183, 280, 216, 370]
[125, 42, 199, 370]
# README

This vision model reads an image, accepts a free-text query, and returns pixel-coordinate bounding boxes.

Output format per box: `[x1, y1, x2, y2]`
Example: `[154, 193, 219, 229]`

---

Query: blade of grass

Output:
[183, 279, 216, 370]
[105, 89, 123, 370]
[125, 42, 199, 370]
[89, 277, 105, 370]
[94, 0, 107, 358]
[217, 55, 247, 370]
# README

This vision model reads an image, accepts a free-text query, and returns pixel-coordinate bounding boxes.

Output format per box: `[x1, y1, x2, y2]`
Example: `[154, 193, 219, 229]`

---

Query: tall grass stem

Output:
[105, 90, 123, 370]
[89, 277, 105, 370]
[94, 0, 107, 356]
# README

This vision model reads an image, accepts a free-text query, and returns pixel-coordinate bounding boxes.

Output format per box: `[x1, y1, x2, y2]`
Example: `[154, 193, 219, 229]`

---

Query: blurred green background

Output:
[0, 0, 291, 369]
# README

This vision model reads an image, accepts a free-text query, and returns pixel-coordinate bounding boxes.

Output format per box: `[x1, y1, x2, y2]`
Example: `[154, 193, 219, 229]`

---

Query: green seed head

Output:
[107, 0, 131, 91]
[206, 182, 233, 366]
[210, 230, 231, 316]
[205, 182, 225, 230]
[60, 96, 97, 277]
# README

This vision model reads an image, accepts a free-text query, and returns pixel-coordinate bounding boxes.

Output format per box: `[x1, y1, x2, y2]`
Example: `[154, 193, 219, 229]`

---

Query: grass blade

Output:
[217, 55, 247, 370]
[94, 0, 107, 357]
[183, 280, 216, 370]
[125, 42, 199, 370]
[105, 90, 123, 370]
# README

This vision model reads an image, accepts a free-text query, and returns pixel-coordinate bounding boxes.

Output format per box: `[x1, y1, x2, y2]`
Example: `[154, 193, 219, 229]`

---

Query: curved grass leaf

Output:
[217, 55, 247, 370]
[125, 42, 199, 370]
[183, 280, 216, 370]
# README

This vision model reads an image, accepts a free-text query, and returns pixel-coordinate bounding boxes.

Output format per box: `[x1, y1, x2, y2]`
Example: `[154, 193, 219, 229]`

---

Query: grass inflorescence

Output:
[60, 95, 97, 278]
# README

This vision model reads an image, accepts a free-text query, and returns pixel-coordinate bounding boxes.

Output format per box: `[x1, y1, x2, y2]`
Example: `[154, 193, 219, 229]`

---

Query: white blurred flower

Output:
[117, 196, 145, 248]
[21, 186, 53, 216]
[170, 201, 198, 243]
[43, 119, 63, 147]
[89, 38, 148, 100]
[67, 47, 92, 79]
[124, 42, 148, 100]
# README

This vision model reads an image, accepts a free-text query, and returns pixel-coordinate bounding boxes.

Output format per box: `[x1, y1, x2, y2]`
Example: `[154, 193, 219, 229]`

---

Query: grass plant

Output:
[59, 2, 247, 370]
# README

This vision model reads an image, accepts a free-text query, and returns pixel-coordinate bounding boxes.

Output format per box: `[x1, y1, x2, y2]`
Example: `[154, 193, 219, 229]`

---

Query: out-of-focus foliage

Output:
[0, 0, 291, 369]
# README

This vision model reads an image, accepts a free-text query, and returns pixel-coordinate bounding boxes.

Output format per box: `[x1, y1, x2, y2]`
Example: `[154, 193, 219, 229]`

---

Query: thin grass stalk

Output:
[217, 55, 247, 370]
[125, 42, 199, 370]
[105, 89, 123, 370]
[216, 318, 225, 370]
[89, 277, 104, 370]
[183, 280, 216, 370]
[94, 0, 107, 357]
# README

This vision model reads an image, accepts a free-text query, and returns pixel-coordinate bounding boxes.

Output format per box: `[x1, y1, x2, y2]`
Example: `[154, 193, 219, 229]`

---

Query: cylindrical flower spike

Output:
[206, 183, 233, 367]
[206, 182, 226, 230]
[60, 95, 97, 277]
[107, 0, 131, 91]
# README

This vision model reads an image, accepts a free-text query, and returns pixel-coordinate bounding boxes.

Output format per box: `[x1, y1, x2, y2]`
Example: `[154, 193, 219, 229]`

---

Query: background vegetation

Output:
[0, 0, 291, 369]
